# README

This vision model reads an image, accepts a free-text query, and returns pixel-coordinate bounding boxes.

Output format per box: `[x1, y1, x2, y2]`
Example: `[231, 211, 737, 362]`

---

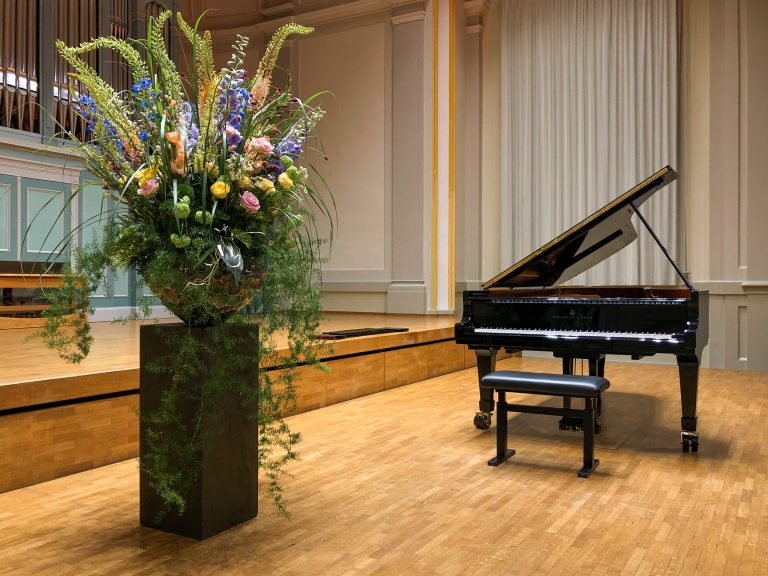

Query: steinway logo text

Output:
[552, 311, 593, 321]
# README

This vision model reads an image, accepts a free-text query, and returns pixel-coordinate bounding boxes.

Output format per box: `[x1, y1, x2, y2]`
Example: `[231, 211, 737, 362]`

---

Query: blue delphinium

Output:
[74, 93, 97, 132]
[217, 71, 250, 134]
[275, 137, 303, 158]
[131, 78, 152, 93]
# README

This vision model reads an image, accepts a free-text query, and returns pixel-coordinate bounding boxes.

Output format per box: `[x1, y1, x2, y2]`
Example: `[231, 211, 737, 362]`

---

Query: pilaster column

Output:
[427, 0, 456, 313]
[457, 0, 490, 297]
[387, 1, 429, 313]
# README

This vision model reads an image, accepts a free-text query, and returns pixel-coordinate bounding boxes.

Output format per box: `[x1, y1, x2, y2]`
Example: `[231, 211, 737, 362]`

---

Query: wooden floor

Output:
[1, 356, 766, 575]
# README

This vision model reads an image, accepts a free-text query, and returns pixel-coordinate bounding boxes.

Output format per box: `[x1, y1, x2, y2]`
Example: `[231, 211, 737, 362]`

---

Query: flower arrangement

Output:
[52, 13, 331, 332]
[41, 12, 334, 518]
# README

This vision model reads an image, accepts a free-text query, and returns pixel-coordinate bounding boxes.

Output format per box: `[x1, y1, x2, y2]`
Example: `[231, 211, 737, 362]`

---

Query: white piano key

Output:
[474, 328, 677, 340]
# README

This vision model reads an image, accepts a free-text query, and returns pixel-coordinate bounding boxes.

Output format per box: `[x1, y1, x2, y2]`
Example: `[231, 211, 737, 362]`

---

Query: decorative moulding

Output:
[260, 3, 295, 18]
[0, 128, 82, 162]
[693, 280, 768, 295]
[463, 0, 491, 18]
[741, 282, 768, 294]
[319, 281, 392, 293]
[253, 0, 394, 33]
[0, 154, 82, 184]
[391, 11, 426, 26]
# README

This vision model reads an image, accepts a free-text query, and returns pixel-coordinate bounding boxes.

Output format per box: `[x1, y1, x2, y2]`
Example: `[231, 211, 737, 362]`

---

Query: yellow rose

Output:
[210, 179, 231, 199]
[257, 177, 275, 194]
[277, 172, 294, 190]
[237, 175, 253, 190]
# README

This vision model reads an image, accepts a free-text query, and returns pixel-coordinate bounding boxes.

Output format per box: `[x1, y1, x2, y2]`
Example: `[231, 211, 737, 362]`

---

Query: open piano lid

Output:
[484, 166, 679, 289]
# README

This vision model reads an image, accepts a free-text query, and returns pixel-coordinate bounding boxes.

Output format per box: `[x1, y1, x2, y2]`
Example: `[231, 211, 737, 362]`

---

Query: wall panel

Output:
[20, 178, 70, 263]
[0, 174, 16, 261]
[297, 22, 391, 285]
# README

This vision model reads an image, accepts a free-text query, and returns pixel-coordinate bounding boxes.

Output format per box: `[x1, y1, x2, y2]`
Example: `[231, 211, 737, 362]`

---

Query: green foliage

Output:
[141, 323, 258, 521]
[31, 11, 335, 517]
[136, 212, 327, 519]
[26, 264, 93, 364]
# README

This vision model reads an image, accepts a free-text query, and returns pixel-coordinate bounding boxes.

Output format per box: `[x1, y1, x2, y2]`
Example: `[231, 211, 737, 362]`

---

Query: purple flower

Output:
[217, 72, 250, 133]
[225, 123, 242, 147]
[275, 138, 303, 158]
[188, 123, 199, 150]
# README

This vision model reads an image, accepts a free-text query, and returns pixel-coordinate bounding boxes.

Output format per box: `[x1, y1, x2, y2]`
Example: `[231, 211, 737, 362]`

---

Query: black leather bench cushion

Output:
[481, 371, 610, 397]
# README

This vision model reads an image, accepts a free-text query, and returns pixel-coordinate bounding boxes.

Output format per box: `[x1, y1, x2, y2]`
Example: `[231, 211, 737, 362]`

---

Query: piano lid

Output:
[484, 166, 679, 289]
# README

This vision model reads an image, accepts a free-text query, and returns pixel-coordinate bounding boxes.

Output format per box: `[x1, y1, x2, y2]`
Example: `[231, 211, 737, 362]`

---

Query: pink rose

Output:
[239, 191, 261, 214]
[245, 136, 273, 157]
[138, 178, 159, 197]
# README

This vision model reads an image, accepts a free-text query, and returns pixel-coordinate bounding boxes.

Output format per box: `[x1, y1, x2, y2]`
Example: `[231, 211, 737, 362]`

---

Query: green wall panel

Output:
[0, 175, 17, 261]
[20, 178, 71, 263]
[78, 173, 134, 307]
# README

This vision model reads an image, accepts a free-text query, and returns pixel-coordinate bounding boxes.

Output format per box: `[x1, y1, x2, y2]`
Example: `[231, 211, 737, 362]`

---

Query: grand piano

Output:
[455, 166, 708, 452]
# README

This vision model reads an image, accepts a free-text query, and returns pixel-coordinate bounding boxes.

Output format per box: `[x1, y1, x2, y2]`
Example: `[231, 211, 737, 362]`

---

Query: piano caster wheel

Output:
[681, 432, 699, 453]
[474, 412, 492, 430]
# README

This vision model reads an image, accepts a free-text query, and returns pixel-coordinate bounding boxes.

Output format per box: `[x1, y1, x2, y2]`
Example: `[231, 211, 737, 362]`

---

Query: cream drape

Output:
[500, 0, 681, 285]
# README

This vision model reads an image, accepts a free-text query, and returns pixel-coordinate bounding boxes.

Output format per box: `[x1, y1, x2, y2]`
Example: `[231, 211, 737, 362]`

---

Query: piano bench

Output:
[480, 371, 610, 478]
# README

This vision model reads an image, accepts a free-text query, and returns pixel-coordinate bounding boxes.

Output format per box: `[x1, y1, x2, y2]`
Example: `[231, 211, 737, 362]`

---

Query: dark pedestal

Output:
[139, 323, 259, 540]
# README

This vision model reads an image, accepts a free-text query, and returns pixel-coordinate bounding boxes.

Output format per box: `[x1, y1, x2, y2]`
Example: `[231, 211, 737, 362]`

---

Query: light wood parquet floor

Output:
[1, 356, 767, 575]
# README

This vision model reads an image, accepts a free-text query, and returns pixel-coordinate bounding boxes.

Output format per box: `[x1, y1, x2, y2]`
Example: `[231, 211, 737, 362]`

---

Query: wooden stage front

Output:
[0, 312, 490, 494]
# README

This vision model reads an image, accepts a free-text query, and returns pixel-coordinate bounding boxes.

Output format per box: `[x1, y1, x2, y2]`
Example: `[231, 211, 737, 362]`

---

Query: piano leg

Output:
[677, 355, 700, 453]
[589, 356, 606, 378]
[473, 348, 498, 430]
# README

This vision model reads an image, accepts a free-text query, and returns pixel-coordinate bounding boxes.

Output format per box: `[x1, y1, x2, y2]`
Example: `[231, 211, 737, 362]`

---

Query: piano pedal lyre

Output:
[474, 411, 492, 430]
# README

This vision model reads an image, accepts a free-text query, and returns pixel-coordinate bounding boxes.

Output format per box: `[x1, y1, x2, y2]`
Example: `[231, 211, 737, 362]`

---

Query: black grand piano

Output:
[455, 166, 708, 452]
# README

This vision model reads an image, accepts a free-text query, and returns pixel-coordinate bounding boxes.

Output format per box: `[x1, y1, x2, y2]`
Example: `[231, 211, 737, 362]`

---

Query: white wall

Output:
[297, 22, 391, 286]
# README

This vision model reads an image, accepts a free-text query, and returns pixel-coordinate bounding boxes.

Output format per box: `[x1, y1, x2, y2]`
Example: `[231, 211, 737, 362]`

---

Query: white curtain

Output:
[500, 0, 681, 285]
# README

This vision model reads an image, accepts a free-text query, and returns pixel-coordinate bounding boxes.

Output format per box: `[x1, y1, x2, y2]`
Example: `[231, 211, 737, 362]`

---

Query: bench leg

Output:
[578, 397, 599, 478]
[559, 357, 604, 434]
[488, 390, 515, 466]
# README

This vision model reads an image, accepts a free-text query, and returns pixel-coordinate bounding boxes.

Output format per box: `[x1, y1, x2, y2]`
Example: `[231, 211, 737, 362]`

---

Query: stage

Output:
[0, 312, 484, 493]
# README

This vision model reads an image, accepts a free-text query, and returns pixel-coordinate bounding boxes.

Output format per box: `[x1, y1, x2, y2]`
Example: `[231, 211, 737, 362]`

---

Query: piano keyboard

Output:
[474, 328, 678, 341]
